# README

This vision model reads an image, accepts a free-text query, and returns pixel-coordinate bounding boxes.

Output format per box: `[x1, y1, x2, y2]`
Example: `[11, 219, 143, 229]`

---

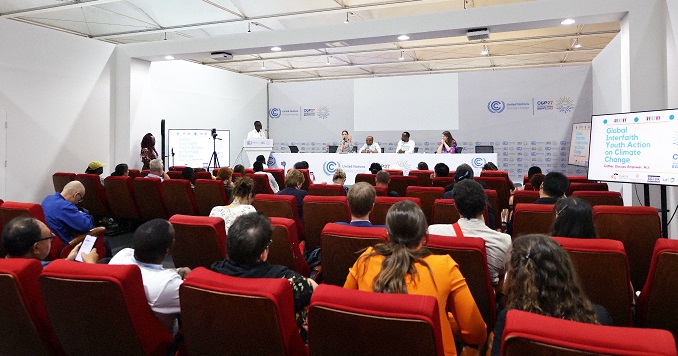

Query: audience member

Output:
[429, 180, 510, 286]
[345, 201, 487, 354]
[440, 163, 466, 197]
[490, 234, 612, 356]
[247, 120, 266, 139]
[550, 197, 596, 238]
[338, 130, 353, 153]
[433, 163, 452, 192]
[396, 131, 416, 154]
[146, 158, 170, 181]
[537, 171, 569, 204]
[140, 133, 158, 170]
[331, 168, 348, 195]
[181, 167, 196, 188]
[42, 181, 92, 242]
[85, 161, 106, 184]
[232, 164, 246, 175]
[527, 165, 542, 179]
[253, 161, 279, 193]
[109, 219, 191, 334]
[337, 182, 382, 227]
[529, 173, 545, 191]
[375, 171, 398, 197]
[110, 163, 129, 177]
[276, 169, 307, 219]
[1, 216, 97, 265]
[482, 162, 498, 170]
[211, 212, 316, 339]
[436, 130, 458, 154]
[209, 176, 256, 231]
[293, 161, 309, 170]
[359, 136, 381, 154]
[417, 162, 429, 170]
[369, 162, 382, 174]
[215, 167, 234, 202]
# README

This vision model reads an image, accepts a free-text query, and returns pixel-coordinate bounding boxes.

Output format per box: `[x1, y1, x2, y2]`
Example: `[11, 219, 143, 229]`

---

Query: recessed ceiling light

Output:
[480, 45, 489, 55]
[271, 46, 282, 52]
[561, 18, 575, 25]
[164, 55, 175, 60]
[398, 35, 410, 41]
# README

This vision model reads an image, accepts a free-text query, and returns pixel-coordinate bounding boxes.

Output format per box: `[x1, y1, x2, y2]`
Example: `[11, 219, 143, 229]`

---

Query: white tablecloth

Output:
[269, 153, 498, 184]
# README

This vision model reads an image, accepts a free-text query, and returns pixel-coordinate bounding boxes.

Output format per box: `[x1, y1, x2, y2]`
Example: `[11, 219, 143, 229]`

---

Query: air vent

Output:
[210, 52, 233, 60]
[466, 28, 490, 41]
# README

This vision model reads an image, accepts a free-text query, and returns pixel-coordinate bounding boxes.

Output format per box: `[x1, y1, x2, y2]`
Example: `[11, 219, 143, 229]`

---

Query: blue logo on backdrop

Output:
[267, 156, 276, 167]
[323, 161, 340, 176]
[269, 108, 281, 118]
[488, 101, 506, 113]
[472, 157, 486, 168]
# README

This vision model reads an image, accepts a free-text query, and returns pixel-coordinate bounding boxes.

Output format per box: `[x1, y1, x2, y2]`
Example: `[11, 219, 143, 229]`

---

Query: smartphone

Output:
[75, 235, 97, 262]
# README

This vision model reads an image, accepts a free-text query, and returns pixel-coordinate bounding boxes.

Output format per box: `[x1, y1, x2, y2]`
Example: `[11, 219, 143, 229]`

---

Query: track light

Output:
[481, 45, 489, 55]
[573, 38, 582, 48]
[344, 12, 350, 24]
[326, 56, 331, 65]
[248, 22, 251, 33]
[261, 61, 266, 70]
[399, 51, 405, 61]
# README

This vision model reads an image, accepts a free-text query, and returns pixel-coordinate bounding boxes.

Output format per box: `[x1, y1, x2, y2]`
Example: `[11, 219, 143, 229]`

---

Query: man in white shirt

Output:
[359, 136, 381, 153]
[247, 120, 267, 139]
[428, 179, 511, 287]
[396, 131, 416, 154]
[109, 219, 190, 334]
[253, 161, 280, 193]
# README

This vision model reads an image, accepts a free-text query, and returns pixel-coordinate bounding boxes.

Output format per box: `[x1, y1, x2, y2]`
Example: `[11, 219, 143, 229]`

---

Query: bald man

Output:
[41, 180, 94, 244]
[359, 136, 381, 153]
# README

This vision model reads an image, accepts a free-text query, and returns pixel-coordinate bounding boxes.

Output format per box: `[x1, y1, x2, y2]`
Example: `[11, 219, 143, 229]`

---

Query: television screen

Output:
[568, 122, 591, 167]
[588, 108, 678, 186]
[168, 129, 230, 168]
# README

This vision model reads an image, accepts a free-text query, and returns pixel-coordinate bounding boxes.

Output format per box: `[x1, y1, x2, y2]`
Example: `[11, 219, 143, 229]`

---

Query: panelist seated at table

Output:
[359, 136, 381, 154]
[396, 131, 416, 154]
[436, 130, 459, 154]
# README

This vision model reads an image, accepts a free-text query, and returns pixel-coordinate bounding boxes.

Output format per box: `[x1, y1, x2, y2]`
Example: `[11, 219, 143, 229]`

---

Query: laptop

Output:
[289, 145, 299, 153]
[457, 147, 464, 153]
[474, 145, 494, 153]
[328, 145, 338, 153]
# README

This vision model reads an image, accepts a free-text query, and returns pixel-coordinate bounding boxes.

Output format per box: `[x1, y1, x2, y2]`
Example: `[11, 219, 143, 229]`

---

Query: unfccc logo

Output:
[487, 100, 505, 113]
[472, 158, 486, 168]
[269, 107, 281, 118]
[323, 161, 340, 175]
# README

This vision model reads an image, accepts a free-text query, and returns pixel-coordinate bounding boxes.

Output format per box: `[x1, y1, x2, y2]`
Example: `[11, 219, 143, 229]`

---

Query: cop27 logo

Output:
[487, 101, 505, 113]
[269, 107, 281, 118]
[323, 161, 340, 176]
[472, 157, 486, 168]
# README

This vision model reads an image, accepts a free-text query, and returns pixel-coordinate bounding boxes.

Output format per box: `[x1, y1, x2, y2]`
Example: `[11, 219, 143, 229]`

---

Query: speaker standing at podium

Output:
[247, 120, 267, 139]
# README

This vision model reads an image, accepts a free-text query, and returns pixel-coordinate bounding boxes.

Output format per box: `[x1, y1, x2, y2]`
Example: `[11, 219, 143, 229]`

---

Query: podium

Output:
[244, 139, 273, 166]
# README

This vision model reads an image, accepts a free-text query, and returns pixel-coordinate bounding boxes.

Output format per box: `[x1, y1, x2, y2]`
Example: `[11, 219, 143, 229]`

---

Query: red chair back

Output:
[194, 171, 212, 180]
[566, 175, 594, 184]
[133, 177, 169, 220]
[0, 202, 62, 260]
[354, 173, 376, 186]
[104, 176, 141, 221]
[501, 310, 676, 356]
[593, 205, 661, 292]
[169, 166, 187, 171]
[180, 268, 308, 356]
[320, 223, 388, 286]
[572, 190, 623, 206]
[40, 260, 174, 355]
[52, 172, 75, 193]
[128, 169, 140, 179]
[512, 204, 555, 238]
[269, 217, 310, 277]
[567, 182, 608, 196]
[384, 169, 403, 176]
[405, 186, 444, 224]
[297, 169, 312, 191]
[431, 199, 460, 224]
[431, 177, 454, 188]
[264, 168, 285, 189]
[166, 171, 183, 180]
[194, 179, 229, 216]
[253, 194, 305, 241]
[512, 190, 539, 205]
[169, 215, 227, 269]
[302, 196, 350, 252]
[475, 176, 510, 210]
[307, 184, 345, 196]
[408, 169, 434, 187]
[484, 189, 500, 229]
[637, 239, 678, 340]
[75, 174, 110, 217]
[369, 196, 421, 226]
[162, 179, 199, 216]
[388, 176, 419, 197]
[373, 186, 388, 196]
[309, 285, 444, 356]
[246, 173, 275, 195]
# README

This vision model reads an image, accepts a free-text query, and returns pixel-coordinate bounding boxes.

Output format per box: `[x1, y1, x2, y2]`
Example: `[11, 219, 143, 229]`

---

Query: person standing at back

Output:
[140, 133, 158, 170]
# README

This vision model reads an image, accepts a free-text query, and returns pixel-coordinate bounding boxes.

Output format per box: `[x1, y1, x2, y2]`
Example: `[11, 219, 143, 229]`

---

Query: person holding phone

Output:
[337, 130, 353, 153]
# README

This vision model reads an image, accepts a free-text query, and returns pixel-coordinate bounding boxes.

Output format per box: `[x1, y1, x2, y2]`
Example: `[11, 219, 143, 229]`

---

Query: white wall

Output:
[130, 60, 268, 169]
[0, 18, 115, 203]
[666, 0, 678, 237]
[592, 34, 622, 116]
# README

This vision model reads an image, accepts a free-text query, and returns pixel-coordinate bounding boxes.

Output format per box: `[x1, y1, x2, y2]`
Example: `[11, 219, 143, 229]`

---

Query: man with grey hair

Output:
[146, 158, 170, 181]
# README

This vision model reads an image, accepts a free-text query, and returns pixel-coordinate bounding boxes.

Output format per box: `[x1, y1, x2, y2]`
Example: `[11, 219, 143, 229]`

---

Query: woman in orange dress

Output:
[344, 200, 486, 355]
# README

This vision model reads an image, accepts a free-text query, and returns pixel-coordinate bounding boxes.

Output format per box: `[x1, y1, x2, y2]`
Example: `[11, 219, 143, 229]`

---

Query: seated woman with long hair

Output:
[209, 176, 256, 231]
[491, 234, 612, 355]
[344, 200, 487, 355]
[551, 197, 596, 238]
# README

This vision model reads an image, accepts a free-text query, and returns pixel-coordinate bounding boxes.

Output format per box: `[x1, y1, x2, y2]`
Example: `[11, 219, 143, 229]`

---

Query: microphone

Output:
[171, 148, 174, 156]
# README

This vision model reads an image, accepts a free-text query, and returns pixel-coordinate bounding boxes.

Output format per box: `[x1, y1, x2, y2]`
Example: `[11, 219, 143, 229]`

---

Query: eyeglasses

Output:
[266, 239, 273, 249]
[37, 233, 56, 243]
[75, 192, 83, 203]
[555, 203, 569, 216]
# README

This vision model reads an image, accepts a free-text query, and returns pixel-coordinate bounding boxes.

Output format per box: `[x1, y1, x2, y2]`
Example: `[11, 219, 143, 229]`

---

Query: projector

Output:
[210, 51, 233, 60]
[466, 28, 490, 41]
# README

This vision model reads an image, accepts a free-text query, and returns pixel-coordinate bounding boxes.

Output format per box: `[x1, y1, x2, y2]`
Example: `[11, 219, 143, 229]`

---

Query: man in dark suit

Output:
[336, 182, 384, 227]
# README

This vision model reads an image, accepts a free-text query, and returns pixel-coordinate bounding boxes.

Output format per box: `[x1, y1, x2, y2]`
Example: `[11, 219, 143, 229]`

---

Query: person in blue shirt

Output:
[42, 181, 93, 244]
[336, 182, 384, 228]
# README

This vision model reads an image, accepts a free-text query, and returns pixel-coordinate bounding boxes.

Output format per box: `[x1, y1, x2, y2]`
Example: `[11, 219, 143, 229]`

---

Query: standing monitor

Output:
[168, 129, 230, 168]
[569, 122, 591, 167]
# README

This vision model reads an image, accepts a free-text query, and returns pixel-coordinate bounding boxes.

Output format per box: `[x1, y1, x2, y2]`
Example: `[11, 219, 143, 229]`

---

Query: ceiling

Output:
[1, 0, 620, 82]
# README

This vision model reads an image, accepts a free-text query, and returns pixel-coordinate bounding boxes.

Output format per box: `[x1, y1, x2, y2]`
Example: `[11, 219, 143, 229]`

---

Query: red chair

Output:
[354, 173, 376, 186]
[566, 175, 594, 184]
[162, 179, 199, 216]
[307, 184, 345, 196]
[265, 168, 286, 189]
[512, 190, 539, 205]
[0, 259, 62, 354]
[369, 196, 421, 226]
[253, 194, 305, 241]
[140, 169, 150, 177]
[475, 176, 510, 211]
[52, 172, 75, 193]
[40, 260, 174, 355]
[388, 176, 419, 197]
[567, 182, 609, 196]
[180, 268, 308, 356]
[245, 168, 255, 174]
[553, 237, 634, 326]
[128, 169, 140, 179]
[212, 168, 220, 177]
[593, 205, 661, 292]
[405, 186, 444, 224]
[480, 170, 515, 191]
[169, 166, 187, 171]
[104, 176, 141, 221]
[512, 204, 555, 238]
[302, 196, 350, 252]
[247, 173, 275, 195]
[500, 309, 676, 356]
[194, 179, 229, 216]
[133, 177, 169, 220]
[75, 173, 111, 218]
[194, 171, 212, 180]
[374, 185, 388, 196]
[432, 176, 454, 188]
[297, 169, 312, 191]
[320, 223, 388, 286]
[431, 199, 461, 225]
[572, 190, 623, 206]
[637, 239, 678, 340]
[166, 171, 183, 179]
[425, 234, 496, 331]
[484, 189, 500, 229]
[169, 215, 227, 269]
[309, 284, 444, 356]
[269, 217, 310, 277]
[408, 169, 434, 187]
[384, 169, 403, 176]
